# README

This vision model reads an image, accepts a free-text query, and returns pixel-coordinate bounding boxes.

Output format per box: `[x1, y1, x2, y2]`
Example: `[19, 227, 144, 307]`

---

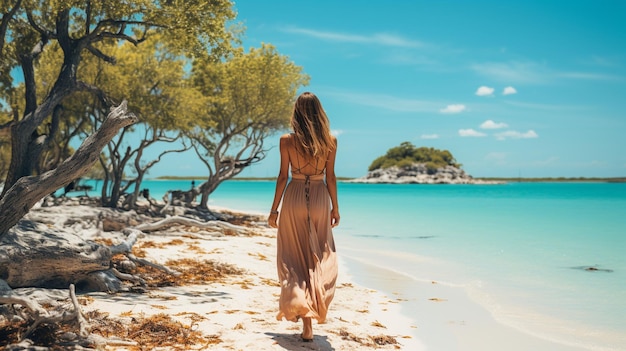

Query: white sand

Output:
[14, 203, 597, 350]
[84, 218, 421, 350]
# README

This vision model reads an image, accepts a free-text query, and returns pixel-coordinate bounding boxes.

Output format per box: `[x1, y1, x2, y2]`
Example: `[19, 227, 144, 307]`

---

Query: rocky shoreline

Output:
[348, 164, 504, 184]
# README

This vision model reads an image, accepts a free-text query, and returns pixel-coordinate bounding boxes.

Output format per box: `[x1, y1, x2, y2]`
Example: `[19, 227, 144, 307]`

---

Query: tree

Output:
[0, 101, 137, 234]
[0, 0, 235, 233]
[368, 142, 461, 171]
[189, 44, 309, 208]
[65, 36, 207, 208]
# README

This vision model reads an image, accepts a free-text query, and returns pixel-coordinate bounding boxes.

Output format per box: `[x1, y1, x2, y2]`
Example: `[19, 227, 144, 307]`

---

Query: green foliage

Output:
[1, 0, 237, 193]
[190, 43, 309, 148]
[188, 43, 309, 204]
[368, 142, 461, 171]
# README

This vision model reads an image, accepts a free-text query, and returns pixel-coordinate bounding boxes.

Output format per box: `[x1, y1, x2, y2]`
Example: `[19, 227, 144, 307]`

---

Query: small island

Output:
[349, 142, 502, 184]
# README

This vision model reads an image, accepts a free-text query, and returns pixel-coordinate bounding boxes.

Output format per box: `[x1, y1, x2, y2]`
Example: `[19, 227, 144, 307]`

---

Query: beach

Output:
[1, 201, 419, 350]
[3, 180, 624, 351]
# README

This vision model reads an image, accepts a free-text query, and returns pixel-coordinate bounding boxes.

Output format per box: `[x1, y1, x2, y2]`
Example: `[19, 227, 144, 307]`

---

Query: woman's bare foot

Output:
[301, 317, 313, 341]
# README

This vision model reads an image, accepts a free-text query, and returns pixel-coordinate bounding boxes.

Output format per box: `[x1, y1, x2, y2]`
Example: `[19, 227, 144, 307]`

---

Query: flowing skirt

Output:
[276, 177, 337, 323]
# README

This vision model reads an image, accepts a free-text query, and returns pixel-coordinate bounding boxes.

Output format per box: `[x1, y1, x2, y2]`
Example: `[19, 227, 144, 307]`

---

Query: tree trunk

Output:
[199, 179, 220, 209]
[0, 101, 137, 236]
[1, 17, 80, 196]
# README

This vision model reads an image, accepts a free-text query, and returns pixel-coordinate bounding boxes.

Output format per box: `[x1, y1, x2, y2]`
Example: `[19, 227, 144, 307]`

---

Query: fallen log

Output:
[135, 215, 250, 235]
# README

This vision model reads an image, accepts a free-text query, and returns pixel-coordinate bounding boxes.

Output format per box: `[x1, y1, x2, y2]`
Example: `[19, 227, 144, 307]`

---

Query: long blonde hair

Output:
[291, 92, 335, 158]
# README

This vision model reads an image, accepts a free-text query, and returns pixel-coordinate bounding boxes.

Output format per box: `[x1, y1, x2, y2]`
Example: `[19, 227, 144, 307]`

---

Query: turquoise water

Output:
[76, 180, 626, 350]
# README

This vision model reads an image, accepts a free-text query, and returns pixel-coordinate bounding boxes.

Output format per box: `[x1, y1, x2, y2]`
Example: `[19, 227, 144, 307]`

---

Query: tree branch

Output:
[26, 9, 54, 40]
[85, 0, 92, 35]
[86, 44, 116, 64]
[0, 0, 22, 57]
[76, 80, 117, 107]
[0, 101, 138, 235]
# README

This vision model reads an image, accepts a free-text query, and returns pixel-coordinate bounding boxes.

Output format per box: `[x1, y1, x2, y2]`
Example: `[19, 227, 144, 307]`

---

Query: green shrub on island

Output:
[368, 142, 461, 171]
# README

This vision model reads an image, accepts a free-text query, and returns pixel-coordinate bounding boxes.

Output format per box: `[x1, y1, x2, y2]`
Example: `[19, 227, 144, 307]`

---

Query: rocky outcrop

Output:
[348, 164, 504, 184]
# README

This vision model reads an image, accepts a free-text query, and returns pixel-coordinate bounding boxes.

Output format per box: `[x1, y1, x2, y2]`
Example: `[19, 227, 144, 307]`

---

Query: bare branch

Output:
[99, 31, 146, 45]
[0, 0, 22, 57]
[127, 253, 181, 277]
[87, 19, 164, 45]
[26, 9, 54, 40]
[76, 80, 117, 107]
[85, 0, 92, 35]
[86, 44, 116, 64]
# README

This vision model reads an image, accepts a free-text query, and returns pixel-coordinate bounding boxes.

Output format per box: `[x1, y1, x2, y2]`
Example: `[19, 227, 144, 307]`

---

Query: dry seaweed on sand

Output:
[90, 311, 221, 350]
[0, 310, 223, 351]
[125, 313, 221, 350]
[332, 328, 399, 348]
[126, 257, 245, 287]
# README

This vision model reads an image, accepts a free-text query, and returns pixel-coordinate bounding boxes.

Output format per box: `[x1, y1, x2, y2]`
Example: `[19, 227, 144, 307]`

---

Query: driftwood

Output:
[0, 218, 182, 348]
[1, 284, 139, 349]
[0, 220, 112, 290]
[135, 215, 249, 235]
[0, 184, 251, 348]
[0, 200, 243, 293]
[0, 221, 178, 292]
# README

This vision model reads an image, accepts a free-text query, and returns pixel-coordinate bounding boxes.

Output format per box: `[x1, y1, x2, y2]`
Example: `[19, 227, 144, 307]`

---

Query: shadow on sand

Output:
[265, 332, 335, 351]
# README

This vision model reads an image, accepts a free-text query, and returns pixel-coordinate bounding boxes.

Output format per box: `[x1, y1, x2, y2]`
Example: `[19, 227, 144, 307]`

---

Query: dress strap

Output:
[291, 173, 325, 181]
[291, 135, 326, 177]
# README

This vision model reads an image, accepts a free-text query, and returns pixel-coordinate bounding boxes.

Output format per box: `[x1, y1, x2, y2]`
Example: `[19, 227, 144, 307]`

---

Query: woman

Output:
[268, 92, 340, 342]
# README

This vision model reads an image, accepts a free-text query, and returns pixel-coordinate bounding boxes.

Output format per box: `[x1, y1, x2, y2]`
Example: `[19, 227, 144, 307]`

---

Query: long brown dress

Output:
[276, 153, 338, 323]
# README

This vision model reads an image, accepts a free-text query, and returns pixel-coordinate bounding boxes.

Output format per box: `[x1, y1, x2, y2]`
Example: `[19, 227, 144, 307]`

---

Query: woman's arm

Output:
[268, 134, 291, 228]
[325, 137, 340, 227]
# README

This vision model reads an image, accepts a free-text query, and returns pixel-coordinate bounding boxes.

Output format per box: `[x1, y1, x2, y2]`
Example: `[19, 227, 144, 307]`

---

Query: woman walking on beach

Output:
[268, 92, 340, 342]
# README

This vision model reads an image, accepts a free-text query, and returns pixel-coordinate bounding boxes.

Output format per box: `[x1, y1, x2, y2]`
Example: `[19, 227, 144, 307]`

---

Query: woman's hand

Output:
[268, 212, 279, 228]
[330, 208, 340, 227]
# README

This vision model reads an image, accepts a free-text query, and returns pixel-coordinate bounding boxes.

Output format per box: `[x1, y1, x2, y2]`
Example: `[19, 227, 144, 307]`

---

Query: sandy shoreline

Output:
[340, 254, 599, 351]
[86, 224, 421, 350]
[3, 201, 611, 350]
[2, 202, 420, 350]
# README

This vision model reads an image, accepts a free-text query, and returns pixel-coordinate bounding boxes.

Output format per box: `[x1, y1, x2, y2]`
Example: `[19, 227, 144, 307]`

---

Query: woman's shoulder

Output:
[280, 133, 293, 143]
[280, 133, 295, 148]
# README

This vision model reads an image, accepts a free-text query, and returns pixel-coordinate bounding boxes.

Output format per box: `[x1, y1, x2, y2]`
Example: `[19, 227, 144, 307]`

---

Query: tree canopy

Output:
[1, 0, 309, 223]
[368, 142, 461, 172]
[0, 0, 236, 195]
[189, 44, 309, 207]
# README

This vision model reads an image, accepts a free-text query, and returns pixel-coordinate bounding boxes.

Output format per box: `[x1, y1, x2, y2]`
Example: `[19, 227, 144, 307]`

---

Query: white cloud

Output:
[420, 134, 439, 139]
[472, 61, 620, 84]
[471, 61, 547, 84]
[480, 120, 508, 129]
[557, 72, 620, 81]
[503, 86, 517, 95]
[495, 130, 539, 140]
[459, 129, 487, 137]
[282, 27, 422, 47]
[440, 104, 466, 114]
[475, 86, 494, 96]
[326, 90, 441, 113]
[331, 129, 343, 137]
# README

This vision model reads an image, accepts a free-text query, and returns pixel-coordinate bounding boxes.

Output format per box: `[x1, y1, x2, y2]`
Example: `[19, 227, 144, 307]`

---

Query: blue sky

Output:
[157, 0, 626, 178]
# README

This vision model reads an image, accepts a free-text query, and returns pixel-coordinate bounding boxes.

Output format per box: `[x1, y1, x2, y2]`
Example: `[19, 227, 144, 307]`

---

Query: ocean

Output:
[74, 179, 626, 350]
